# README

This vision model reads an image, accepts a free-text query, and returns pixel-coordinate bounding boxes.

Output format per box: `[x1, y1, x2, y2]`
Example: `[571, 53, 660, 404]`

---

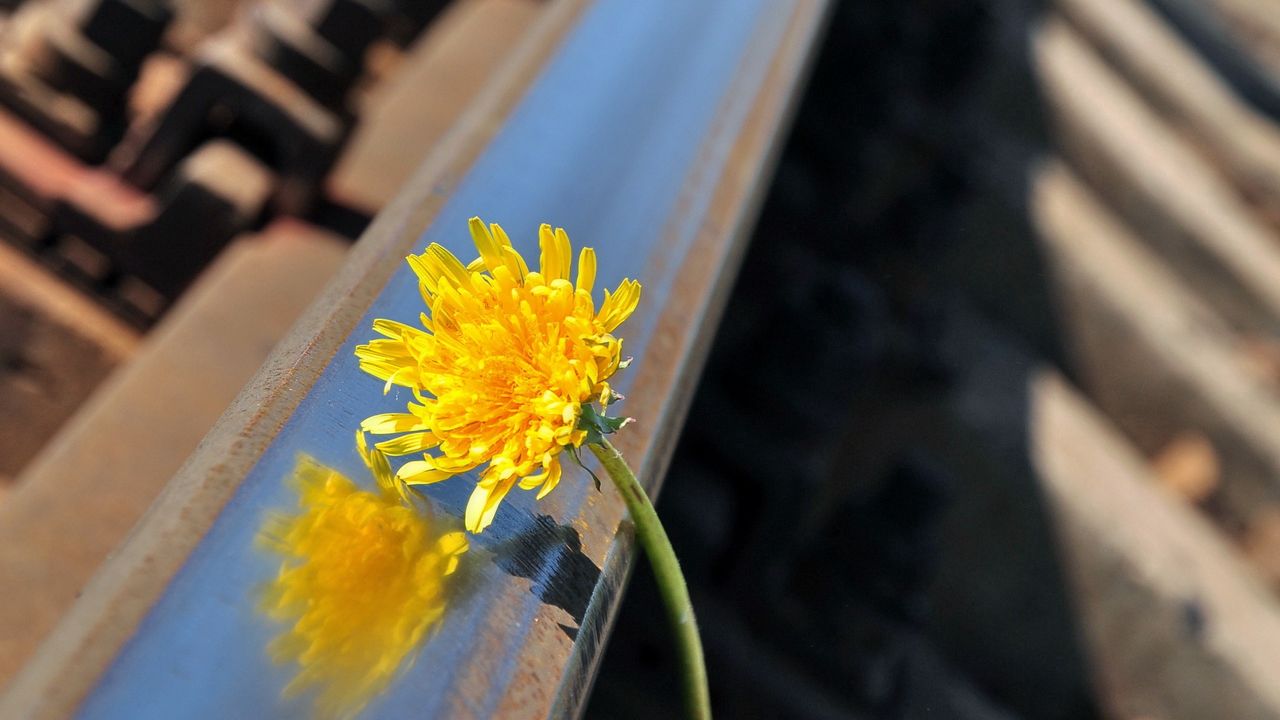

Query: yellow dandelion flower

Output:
[258, 439, 468, 719]
[355, 217, 641, 533]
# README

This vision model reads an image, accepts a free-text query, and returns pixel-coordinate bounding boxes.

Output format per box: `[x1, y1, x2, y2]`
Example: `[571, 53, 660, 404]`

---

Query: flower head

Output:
[355, 218, 641, 532]
[258, 438, 468, 719]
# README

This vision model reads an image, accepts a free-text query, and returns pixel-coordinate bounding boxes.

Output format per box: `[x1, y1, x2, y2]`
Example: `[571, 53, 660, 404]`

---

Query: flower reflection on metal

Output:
[257, 433, 468, 719]
[354, 217, 641, 533]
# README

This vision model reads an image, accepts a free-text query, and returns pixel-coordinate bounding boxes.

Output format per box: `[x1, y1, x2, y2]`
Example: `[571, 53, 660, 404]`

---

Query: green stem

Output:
[588, 438, 711, 720]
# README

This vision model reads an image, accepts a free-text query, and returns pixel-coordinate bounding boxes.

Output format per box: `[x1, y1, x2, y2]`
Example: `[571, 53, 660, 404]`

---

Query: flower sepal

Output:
[570, 404, 632, 491]
[578, 403, 631, 446]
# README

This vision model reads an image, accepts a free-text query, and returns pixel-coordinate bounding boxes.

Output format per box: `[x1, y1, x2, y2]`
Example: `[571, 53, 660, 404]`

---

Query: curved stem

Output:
[588, 438, 711, 720]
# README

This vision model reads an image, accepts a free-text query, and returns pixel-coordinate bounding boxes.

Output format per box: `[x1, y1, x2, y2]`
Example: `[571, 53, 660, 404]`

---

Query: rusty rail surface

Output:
[0, 0, 830, 717]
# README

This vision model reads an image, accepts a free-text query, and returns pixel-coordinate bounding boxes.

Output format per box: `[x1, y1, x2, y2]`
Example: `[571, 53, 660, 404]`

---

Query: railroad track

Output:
[0, 0, 831, 716]
[4, 0, 1280, 717]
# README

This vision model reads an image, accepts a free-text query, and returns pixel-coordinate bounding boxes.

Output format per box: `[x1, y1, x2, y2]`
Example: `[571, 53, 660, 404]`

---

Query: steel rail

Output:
[0, 0, 830, 716]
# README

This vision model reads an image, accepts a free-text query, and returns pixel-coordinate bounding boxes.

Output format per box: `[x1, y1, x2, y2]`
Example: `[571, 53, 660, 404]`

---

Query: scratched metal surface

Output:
[74, 0, 796, 717]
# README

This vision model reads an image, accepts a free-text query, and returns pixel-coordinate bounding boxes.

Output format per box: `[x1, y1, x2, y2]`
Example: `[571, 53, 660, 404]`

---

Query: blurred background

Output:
[3, 0, 1280, 718]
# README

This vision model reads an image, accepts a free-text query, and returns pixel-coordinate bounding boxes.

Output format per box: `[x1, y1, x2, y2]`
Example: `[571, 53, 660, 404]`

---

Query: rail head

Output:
[0, 0, 831, 717]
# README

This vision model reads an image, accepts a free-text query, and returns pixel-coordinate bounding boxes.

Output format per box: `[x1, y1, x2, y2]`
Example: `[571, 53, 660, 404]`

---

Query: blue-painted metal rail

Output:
[0, 0, 829, 717]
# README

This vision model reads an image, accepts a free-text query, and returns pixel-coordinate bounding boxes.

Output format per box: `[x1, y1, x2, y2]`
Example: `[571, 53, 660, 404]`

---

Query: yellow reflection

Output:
[258, 436, 467, 719]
